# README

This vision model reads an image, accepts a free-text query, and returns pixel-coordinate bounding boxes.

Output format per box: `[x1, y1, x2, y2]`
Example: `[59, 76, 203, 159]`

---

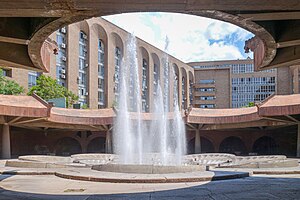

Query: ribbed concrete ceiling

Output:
[0, 1, 300, 71]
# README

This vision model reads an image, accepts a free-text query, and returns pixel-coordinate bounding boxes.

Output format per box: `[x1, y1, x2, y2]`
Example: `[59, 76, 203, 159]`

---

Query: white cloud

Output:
[103, 12, 253, 62]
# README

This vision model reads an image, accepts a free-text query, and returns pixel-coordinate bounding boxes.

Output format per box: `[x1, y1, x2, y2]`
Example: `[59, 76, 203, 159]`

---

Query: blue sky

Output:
[103, 12, 253, 63]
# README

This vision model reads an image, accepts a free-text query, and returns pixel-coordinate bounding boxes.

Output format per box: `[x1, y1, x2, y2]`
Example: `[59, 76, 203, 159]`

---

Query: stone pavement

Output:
[0, 166, 249, 183]
[0, 174, 300, 199]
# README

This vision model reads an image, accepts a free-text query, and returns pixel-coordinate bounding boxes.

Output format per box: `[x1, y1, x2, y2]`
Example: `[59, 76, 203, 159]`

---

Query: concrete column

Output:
[297, 123, 300, 157]
[106, 130, 112, 153]
[194, 130, 201, 154]
[2, 123, 11, 159]
[178, 69, 182, 110]
[148, 54, 154, 112]
[293, 67, 299, 94]
[185, 71, 190, 110]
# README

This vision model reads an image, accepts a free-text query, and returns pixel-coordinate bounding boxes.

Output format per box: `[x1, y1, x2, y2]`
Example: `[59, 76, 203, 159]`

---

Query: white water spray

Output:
[113, 34, 186, 165]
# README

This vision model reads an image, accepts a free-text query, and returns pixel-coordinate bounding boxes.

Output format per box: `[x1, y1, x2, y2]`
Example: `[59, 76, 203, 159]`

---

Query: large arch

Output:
[151, 53, 160, 90]
[87, 136, 106, 153]
[110, 32, 124, 56]
[8, 2, 299, 73]
[188, 137, 215, 154]
[54, 137, 82, 156]
[188, 71, 194, 107]
[140, 46, 150, 112]
[181, 68, 188, 110]
[252, 136, 278, 155]
[111, 32, 124, 102]
[219, 136, 247, 155]
[90, 23, 108, 108]
[172, 64, 180, 107]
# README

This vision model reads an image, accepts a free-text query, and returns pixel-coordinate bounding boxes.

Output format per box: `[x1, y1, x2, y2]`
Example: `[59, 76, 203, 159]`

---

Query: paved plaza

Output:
[0, 173, 299, 199]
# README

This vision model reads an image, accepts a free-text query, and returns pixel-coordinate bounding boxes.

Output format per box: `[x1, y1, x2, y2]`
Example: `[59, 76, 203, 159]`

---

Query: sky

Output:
[103, 12, 253, 63]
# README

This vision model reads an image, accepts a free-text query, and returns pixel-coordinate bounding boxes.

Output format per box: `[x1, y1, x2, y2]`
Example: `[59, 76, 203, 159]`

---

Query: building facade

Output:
[1, 17, 194, 111]
[1, 17, 300, 158]
[189, 59, 296, 108]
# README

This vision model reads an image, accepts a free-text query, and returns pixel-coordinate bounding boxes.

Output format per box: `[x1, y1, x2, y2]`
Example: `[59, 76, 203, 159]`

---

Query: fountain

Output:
[112, 34, 186, 166]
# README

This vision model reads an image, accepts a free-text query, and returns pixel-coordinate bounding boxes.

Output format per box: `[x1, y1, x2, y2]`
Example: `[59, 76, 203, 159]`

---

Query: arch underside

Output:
[0, 1, 300, 72]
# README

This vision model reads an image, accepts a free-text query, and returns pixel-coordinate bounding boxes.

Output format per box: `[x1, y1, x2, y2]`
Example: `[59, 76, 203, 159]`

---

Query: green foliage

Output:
[81, 104, 88, 109]
[28, 75, 78, 108]
[245, 102, 255, 107]
[0, 68, 24, 95]
[112, 100, 118, 108]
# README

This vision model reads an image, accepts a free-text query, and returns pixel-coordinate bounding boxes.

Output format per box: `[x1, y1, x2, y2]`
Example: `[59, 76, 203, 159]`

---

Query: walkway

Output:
[0, 174, 300, 199]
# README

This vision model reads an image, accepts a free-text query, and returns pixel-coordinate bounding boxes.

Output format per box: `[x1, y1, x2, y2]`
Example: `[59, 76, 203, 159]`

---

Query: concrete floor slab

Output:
[0, 174, 300, 199]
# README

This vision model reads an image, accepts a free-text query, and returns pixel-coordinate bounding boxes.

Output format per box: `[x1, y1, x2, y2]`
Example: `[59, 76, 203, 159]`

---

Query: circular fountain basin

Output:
[92, 163, 205, 174]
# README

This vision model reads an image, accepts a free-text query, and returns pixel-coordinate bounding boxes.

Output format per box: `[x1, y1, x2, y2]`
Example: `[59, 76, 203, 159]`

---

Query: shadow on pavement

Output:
[0, 175, 300, 199]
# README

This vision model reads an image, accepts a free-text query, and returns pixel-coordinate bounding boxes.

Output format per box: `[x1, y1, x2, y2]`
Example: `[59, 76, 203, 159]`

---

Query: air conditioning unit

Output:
[61, 43, 66, 48]
[62, 56, 67, 61]
[60, 69, 66, 74]
[83, 35, 87, 39]
[60, 74, 66, 79]
[61, 27, 66, 33]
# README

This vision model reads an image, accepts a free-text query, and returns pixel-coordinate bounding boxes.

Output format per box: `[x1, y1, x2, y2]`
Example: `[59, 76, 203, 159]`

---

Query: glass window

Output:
[28, 71, 40, 88]
[199, 79, 215, 84]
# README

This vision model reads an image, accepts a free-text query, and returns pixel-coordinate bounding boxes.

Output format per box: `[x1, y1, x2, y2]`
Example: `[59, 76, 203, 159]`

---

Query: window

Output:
[114, 47, 121, 99]
[28, 71, 40, 88]
[182, 76, 186, 109]
[199, 87, 215, 92]
[200, 96, 215, 100]
[141, 59, 148, 112]
[199, 79, 215, 84]
[200, 104, 215, 108]
[80, 31, 87, 42]
[98, 39, 105, 107]
[78, 31, 88, 105]
[1, 68, 12, 77]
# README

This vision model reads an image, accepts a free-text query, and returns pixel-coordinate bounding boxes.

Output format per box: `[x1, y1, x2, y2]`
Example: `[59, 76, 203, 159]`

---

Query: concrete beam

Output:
[265, 45, 300, 69]
[239, 12, 300, 21]
[201, 119, 292, 130]
[277, 39, 300, 48]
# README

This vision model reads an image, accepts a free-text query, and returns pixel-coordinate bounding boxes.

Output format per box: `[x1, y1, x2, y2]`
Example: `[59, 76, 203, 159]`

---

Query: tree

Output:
[245, 102, 255, 107]
[0, 68, 24, 95]
[28, 75, 78, 108]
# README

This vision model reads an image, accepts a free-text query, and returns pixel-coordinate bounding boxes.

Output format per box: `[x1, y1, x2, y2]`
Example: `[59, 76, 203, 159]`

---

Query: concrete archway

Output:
[181, 68, 188, 109]
[252, 136, 278, 155]
[54, 137, 82, 156]
[140, 46, 150, 112]
[173, 64, 180, 106]
[87, 137, 106, 153]
[188, 71, 194, 107]
[90, 23, 108, 108]
[219, 136, 247, 155]
[188, 137, 215, 154]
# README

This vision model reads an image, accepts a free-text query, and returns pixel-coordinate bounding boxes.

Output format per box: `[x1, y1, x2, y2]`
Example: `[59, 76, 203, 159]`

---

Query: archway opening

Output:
[187, 137, 215, 154]
[252, 136, 278, 155]
[54, 137, 81, 156]
[87, 137, 106, 153]
[219, 136, 246, 155]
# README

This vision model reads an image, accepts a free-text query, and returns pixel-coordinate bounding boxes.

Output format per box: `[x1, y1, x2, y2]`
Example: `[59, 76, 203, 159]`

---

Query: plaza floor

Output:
[0, 173, 300, 199]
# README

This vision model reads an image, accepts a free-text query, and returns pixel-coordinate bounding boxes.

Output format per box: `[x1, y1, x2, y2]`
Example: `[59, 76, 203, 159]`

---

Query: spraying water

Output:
[113, 34, 186, 165]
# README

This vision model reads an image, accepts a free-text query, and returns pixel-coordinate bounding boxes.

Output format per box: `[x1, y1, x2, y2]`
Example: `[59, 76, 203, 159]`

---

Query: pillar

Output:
[194, 130, 201, 154]
[2, 123, 11, 159]
[106, 130, 112, 153]
[297, 123, 300, 157]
